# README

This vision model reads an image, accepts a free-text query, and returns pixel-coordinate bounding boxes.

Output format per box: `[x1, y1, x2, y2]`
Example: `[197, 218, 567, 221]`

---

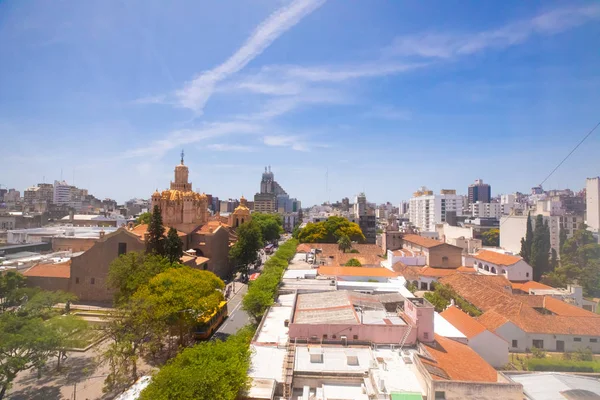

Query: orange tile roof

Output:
[440, 306, 487, 338]
[317, 266, 398, 278]
[511, 280, 553, 292]
[303, 243, 384, 266]
[130, 224, 187, 238]
[420, 334, 498, 382]
[402, 234, 445, 249]
[24, 261, 71, 278]
[456, 266, 476, 273]
[419, 266, 460, 277]
[474, 250, 522, 266]
[440, 274, 600, 336]
[296, 244, 312, 253]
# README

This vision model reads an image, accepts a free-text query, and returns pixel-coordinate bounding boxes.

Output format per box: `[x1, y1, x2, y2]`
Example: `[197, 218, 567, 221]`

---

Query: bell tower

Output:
[170, 150, 192, 191]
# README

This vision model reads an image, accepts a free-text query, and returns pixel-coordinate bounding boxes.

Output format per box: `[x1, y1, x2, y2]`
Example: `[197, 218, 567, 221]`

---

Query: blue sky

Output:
[1, 0, 599, 206]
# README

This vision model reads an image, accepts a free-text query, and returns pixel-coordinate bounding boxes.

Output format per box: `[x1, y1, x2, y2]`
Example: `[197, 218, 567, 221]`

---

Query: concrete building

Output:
[53, 180, 72, 205]
[587, 176, 600, 233]
[401, 234, 463, 268]
[440, 306, 509, 367]
[472, 250, 532, 282]
[440, 273, 600, 354]
[469, 201, 501, 219]
[409, 188, 464, 232]
[468, 179, 491, 204]
[253, 166, 297, 214]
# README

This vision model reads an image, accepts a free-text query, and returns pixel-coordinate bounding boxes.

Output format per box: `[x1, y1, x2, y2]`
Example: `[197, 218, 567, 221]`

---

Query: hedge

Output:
[527, 358, 600, 372]
[242, 239, 298, 322]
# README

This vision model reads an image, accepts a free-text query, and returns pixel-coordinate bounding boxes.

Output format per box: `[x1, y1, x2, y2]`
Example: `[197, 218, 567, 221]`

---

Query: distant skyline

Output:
[1, 0, 599, 206]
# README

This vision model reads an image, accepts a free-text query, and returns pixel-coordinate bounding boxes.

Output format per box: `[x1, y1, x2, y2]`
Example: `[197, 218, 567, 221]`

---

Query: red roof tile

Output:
[317, 266, 398, 278]
[24, 261, 71, 278]
[511, 281, 554, 292]
[402, 234, 445, 249]
[474, 250, 522, 266]
[440, 306, 487, 338]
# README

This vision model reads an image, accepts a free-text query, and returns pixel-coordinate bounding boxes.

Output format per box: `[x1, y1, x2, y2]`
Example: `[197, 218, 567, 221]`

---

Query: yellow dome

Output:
[152, 189, 161, 197]
[170, 190, 182, 201]
[161, 190, 170, 200]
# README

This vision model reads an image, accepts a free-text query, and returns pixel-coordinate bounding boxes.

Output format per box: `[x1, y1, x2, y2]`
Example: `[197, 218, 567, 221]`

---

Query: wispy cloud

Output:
[271, 62, 428, 82]
[263, 135, 309, 151]
[386, 4, 600, 59]
[124, 121, 262, 159]
[206, 143, 256, 152]
[131, 94, 168, 105]
[175, 0, 326, 113]
[363, 106, 412, 121]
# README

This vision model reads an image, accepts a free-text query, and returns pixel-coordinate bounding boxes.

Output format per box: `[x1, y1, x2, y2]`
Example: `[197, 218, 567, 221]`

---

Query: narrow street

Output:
[212, 282, 251, 341]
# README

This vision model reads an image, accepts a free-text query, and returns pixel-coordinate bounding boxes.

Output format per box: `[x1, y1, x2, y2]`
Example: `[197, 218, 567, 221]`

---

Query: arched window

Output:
[491, 267, 497, 274]
[236, 219, 239, 228]
[484, 265, 490, 272]
[502, 269, 507, 274]
[241, 218, 244, 224]
[478, 262, 483, 269]
[442, 256, 449, 266]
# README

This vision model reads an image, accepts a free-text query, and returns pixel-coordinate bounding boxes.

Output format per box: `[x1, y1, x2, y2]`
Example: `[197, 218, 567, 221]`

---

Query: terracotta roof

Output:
[24, 261, 71, 278]
[303, 243, 384, 266]
[456, 266, 476, 273]
[511, 281, 554, 292]
[392, 263, 475, 279]
[130, 224, 187, 238]
[440, 306, 487, 338]
[474, 250, 522, 266]
[402, 234, 445, 249]
[392, 248, 424, 257]
[197, 220, 229, 234]
[317, 266, 398, 278]
[296, 244, 312, 253]
[195, 256, 210, 266]
[419, 266, 460, 277]
[420, 334, 498, 382]
[440, 274, 600, 336]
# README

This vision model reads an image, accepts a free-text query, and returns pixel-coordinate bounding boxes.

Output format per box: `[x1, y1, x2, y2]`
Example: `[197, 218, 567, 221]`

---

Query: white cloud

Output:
[130, 94, 168, 105]
[262, 134, 319, 152]
[273, 62, 427, 82]
[125, 121, 262, 159]
[206, 143, 256, 152]
[175, 0, 326, 113]
[363, 106, 412, 121]
[387, 4, 600, 59]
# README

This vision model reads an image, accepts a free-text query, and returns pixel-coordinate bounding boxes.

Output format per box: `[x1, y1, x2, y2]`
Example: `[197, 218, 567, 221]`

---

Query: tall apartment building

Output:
[53, 180, 72, 205]
[468, 179, 491, 204]
[470, 201, 502, 219]
[586, 177, 600, 233]
[353, 193, 367, 217]
[409, 187, 464, 232]
[253, 166, 298, 214]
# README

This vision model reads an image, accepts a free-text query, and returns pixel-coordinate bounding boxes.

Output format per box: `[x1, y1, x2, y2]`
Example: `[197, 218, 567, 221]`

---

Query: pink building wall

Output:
[288, 323, 418, 345]
[404, 299, 435, 343]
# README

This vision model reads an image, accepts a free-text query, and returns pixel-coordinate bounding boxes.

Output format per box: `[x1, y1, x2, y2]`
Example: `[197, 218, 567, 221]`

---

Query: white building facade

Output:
[469, 201, 502, 219]
[409, 188, 464, 232]
[587, 177, 600, 233]
[53, 180, 72, 205]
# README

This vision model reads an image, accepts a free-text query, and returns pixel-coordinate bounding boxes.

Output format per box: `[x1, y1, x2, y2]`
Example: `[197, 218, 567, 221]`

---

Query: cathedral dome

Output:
[152, 189, 161, 198]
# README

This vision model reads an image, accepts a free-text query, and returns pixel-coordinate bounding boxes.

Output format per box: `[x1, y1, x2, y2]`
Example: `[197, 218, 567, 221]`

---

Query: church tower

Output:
[171, 150, 192, 192]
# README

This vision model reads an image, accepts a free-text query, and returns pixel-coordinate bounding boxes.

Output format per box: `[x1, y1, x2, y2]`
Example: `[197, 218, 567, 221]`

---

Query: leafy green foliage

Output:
[147, 205, 165, 254]
[337, 234, 352, 253]
[424, 284, 481, 316]
[407, 282, 418, 294]
[0, 272, 26, 305]
[481, 228, 499, 247]
[107, 252, 173, 305]
[297, 216, 365, 243]
[137, 211, 152, 225]
[520, 212, 533, 263]
[139, 327, 254, 400]
[164, 227, 183, 264]
[252, 213, 283, 243]
[46, 315, 89, 369]
[544, 225, 600, 296]
[527, 358, 600, 372]
[229, 220, 263, 278]
[242, 240, 298, 323]
[531, 215, 551, 281]
[344, 258, 362, 267]
[559, 226, 567, 256]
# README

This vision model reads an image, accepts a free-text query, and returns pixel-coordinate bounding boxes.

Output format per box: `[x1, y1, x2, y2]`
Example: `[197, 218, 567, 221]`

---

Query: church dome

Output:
[152, 189, 161, 198]
[161, 190, 170, 200]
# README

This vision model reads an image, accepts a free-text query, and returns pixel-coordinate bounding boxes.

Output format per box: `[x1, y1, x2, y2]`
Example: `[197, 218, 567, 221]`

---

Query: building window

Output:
[423, 332, 429, 339]
[574, 337, 582, 342]
[590, 338, 598, 343]
[75, 277, 80, 284]
[533, 339, 544, 349]
[353, 335, 358, 340]
[526, 272, 530, 278]
[435, 391, 446, 400]
[512, 340, 518, 348]
[91, 278, 95, 285]
[491, 267, 497, 274]
[118, 242, 127, 255]
[323, 334, 328, 340]
[332, 335, 337, 339]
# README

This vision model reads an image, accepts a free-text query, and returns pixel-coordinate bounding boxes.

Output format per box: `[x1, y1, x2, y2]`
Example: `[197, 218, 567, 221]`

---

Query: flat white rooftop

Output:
[255, 303, 293, 346]
[371, 348, 425, 396]
[294, 346, 372, 374]
[249, 345, 286, 382]
[283, 269, 317, 279]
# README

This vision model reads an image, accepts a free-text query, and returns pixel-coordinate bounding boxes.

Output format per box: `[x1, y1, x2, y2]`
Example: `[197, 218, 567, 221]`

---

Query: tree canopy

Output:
[137, 211, 152, 226]
[481, 228, 499, 247]
[107, 252, 174, 305]
[297, 216, 365, 243]
[344, 258, 362, 267]
[252, 213, 283, 243]
[531, 215, 551, 281]
[164, 227, 183, 264]
[229, 220, 263, 278]
[337, 235, 352, 253]
[520, 212, 533, 263]
[139, 327, 253, 400]
[146, 205, 165, 254]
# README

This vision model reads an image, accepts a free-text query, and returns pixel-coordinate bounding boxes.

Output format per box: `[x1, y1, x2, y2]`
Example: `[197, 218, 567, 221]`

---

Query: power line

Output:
[538, 120, 600, 187]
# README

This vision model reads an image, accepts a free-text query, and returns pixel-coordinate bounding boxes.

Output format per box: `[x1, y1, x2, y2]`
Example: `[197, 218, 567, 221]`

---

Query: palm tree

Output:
[337, 234, 352, 253]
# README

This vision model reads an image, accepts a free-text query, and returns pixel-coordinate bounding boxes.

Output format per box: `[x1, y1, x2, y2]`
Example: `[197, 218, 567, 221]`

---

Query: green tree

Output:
[229, 220, 263, 279]
[482, 228, 499, 247]
[297, 216, 365, 243]
[242, 289, 274, 324]
[337, 234, 352, 253]
[133, 267, 224, 346]
[559, 226, 568, 256]
[0, 313, 59, 399]
[147, 205, 165, 255]
[531, 215, 551, 281]
[520, 212, 533, 263]
[550, 248, 558, 272]
[137, 211, 152, 226]
[164, 227, 184, 264]
[139, 327, 253, 400]
[107, 252, 173, 305]
[0, 271, 26, 307]
[46, 315, 88, 370]
[344, 258, 362, 267]
[252, 213, 283, 243]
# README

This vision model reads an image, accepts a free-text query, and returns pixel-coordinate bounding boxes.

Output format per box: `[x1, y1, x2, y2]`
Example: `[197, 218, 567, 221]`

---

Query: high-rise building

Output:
[586, 177, 600, 233]
[253, 166, 298, 213]
[409, 187, 464, 232]
[468, 179, 491, 204]
[53, 180, 72, 205]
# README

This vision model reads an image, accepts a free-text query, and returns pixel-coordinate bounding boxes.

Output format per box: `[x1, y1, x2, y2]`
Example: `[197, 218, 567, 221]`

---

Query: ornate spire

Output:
[180, 149, 185, 165]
